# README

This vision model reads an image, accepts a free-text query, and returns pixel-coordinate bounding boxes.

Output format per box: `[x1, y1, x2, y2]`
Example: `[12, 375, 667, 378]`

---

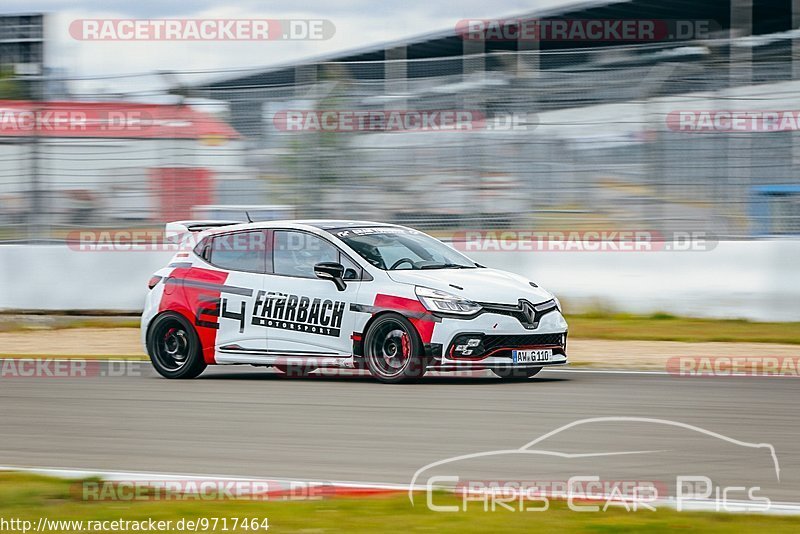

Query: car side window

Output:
[209, 230, 268, 273]
[340, 254, 361, 280]
[193, 236, 211, 261]
[273, 230, 339, 278]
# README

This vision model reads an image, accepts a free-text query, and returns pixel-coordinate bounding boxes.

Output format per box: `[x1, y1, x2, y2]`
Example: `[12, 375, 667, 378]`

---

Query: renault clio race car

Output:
[142, 220, 568, 383]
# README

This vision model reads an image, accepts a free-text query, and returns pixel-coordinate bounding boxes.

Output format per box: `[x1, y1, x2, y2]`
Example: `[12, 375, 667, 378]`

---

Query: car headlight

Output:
[415, 286, 482, 315]
[531, 281, 561, 312]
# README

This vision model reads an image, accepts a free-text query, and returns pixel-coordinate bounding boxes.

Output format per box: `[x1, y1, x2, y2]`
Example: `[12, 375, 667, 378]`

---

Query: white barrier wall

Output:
[1, 240, 798, 321]
[0, 246, 174, 312]
[467, 239, 800, 322]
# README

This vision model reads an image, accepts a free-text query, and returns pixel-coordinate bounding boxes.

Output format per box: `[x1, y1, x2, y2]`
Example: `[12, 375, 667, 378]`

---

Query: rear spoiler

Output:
[164, 220, 241, 244]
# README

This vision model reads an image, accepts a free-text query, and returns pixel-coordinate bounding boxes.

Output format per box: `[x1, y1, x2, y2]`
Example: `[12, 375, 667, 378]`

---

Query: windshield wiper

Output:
[419, 263, 473, 270]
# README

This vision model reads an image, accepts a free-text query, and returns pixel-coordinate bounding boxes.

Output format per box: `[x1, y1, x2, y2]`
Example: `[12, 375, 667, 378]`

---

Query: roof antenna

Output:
[245, 211, 253, 223]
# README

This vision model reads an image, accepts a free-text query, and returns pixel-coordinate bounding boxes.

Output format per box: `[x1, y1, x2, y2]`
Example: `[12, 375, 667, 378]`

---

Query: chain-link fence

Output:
[2, 38, 800, 241]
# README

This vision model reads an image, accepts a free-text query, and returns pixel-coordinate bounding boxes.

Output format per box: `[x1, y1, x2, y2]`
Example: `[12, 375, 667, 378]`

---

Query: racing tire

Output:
[276, 365, 317, 378]
[491, 366, 542, 381]
[364, 313, 426, 384]
[147, 312, 207, 379]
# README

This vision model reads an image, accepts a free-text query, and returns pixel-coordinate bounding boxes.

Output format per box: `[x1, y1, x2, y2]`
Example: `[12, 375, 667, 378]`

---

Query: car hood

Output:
[386, 268, 554, 305]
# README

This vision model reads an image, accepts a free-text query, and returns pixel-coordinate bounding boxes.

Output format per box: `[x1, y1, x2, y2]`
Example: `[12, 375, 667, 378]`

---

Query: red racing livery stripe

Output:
[373, 294, 435, 343]
[158, 267, 229, 364]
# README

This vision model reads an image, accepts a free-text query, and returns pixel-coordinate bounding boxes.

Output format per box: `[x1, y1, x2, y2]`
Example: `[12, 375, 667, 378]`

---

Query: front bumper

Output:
[429, 307, 568, 370]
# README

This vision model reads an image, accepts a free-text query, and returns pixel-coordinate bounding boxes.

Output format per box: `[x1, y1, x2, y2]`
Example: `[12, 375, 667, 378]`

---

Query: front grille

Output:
[482, 333, 564, 353]
[449, 332, 566, 360]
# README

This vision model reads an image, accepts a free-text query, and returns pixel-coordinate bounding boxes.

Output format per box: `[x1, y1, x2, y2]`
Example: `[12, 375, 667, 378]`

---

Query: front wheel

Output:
[364, 313, 426, 384]
[147, 312, 206, 379]
[491, 366, 542, 381]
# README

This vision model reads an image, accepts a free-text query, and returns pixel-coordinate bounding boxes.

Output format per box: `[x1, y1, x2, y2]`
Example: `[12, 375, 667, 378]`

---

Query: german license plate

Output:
[512, 349, 553, 364]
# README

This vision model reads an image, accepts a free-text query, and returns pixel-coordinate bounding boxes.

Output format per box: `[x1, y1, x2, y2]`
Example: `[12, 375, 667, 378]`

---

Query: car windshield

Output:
[333, 227, 477, 270]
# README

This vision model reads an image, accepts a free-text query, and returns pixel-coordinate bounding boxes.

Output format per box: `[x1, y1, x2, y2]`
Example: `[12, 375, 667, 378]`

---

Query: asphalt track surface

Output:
[1, 362, 798, 504]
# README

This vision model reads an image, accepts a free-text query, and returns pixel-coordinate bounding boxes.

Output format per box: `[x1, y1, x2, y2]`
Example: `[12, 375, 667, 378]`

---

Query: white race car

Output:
[142, 220, 568, 383]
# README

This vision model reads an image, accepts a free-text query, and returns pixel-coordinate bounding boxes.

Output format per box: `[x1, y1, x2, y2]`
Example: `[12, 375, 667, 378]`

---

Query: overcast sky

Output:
[5, 0, 581, 94]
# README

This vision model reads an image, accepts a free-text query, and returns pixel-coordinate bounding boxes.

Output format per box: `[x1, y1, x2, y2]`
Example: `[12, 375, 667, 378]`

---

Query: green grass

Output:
[567, 312, 800, 345]
[0, 474, 797, 533]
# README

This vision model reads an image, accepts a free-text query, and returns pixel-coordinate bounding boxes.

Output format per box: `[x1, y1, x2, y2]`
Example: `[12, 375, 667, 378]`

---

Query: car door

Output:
[202, 229, 269, 362]
[258, 229, 363, 358]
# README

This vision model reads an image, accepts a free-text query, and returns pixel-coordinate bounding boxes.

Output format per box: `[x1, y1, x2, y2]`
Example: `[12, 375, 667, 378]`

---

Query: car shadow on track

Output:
[197, 369, 569, 385]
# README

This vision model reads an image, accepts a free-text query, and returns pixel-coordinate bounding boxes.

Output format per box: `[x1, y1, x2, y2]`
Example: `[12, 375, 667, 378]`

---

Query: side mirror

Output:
[314, 262, 346, 291]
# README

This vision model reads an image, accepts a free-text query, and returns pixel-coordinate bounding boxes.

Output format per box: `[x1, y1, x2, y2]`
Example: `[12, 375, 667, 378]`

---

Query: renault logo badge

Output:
[520, 300, 536, 325]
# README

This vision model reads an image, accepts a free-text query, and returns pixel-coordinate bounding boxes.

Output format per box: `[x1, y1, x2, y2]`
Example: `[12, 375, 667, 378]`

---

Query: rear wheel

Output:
[491, 366, 542, 381]
[147, 312, 206, 379]
[364, 313, 426, 384]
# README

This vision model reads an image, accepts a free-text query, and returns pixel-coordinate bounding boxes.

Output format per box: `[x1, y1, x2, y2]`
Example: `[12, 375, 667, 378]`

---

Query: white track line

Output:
[545, 368, 670, 375]
[0, 359, 670, 375]
[545, 368, 800, 378]
[2, 465, 800, 515]
[0, 465, 410, 491]
[0, 360, 796, 377]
